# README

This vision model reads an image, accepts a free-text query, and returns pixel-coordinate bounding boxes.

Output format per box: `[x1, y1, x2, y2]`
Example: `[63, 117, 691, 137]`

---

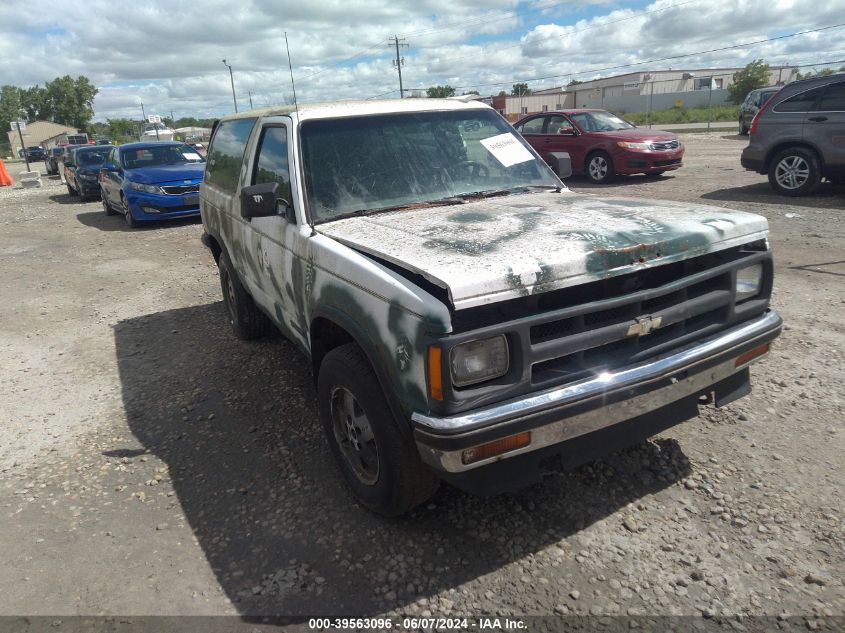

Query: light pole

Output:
[222, 59, 238, 113]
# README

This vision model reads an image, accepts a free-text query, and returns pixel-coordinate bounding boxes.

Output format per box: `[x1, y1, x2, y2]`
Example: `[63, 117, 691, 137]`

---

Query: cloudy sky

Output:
[1, 0, 843, 122]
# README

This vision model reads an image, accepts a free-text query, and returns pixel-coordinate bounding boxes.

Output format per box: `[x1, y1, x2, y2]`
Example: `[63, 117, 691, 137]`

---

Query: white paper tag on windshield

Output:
[182, 152, 201, 160]
[480, 133, 534, 167]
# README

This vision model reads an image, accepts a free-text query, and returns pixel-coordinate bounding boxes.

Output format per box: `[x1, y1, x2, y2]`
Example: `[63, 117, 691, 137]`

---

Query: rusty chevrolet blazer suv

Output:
[199, 98, 782, 516]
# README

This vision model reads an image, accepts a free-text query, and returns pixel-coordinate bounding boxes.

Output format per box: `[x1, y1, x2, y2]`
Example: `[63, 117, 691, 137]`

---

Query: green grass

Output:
[615, 105, 739, 126]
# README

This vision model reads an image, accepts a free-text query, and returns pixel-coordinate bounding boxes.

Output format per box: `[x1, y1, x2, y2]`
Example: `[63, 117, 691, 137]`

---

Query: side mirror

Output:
[548, 152, 573, 179]
[241, 182, 293, 221]
[557, 126, 576, 136]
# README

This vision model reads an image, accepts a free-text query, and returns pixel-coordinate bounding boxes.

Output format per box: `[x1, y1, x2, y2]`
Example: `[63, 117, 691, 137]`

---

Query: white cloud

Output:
[0, 0, 842, 121]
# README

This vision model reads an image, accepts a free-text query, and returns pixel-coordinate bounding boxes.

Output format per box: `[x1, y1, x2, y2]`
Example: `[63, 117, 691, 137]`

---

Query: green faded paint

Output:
[312, 282, 431, 416]
[422, 210, 546, 256]
[448, 211, 493, 223]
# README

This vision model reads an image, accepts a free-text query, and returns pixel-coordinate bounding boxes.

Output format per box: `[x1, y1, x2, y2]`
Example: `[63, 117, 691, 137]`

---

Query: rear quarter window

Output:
[774, 86, 824, 113]
[205, 118, 257, 193]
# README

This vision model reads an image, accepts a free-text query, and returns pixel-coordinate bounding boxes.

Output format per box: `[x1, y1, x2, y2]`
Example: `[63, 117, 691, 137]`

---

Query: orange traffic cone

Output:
[0, 159, 13, 186]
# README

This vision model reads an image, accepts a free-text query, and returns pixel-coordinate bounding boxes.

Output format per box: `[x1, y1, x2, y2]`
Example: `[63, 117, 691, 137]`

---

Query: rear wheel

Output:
[768, 147, 821, 196]
[585, 151, 615, 184]
[217, 250, 272, 340]
[317, 343, 439, 516]
[102, 191, 117, 215]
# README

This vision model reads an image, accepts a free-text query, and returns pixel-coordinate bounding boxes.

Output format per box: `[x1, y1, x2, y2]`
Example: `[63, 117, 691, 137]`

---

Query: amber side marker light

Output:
[461, 432, 531, 465]
[428, 346, 444, 401]
[735, 343, 771, 368]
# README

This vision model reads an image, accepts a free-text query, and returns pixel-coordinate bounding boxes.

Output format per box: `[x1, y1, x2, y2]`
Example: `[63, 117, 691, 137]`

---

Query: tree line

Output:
[0, 76, 98, 138]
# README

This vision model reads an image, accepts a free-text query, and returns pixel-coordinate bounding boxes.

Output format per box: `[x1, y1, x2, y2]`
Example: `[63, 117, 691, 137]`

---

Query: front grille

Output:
[161, 184, 200, 195]
[439, 245, 773, 414]
[650, 139, 680, 151]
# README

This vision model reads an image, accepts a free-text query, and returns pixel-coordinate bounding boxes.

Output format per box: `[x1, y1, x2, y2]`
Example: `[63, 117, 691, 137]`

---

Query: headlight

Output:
[736, 263, 763, 301]
[617, 141, 651, 150]
[450, 335, 509, 387]
[129, 181, 162, 194]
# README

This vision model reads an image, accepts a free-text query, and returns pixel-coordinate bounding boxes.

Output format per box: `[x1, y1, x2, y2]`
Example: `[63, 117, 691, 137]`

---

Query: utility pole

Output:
[222, 59, 238, 113]
[389, 36, 408, 98]
[140, 103, 147, 140]
[15, 121, 30, 171]
[248, 91, 254, 109]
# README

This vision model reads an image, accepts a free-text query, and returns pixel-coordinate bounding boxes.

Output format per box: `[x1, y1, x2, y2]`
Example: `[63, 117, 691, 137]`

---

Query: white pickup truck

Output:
[199, 98, 781, 516]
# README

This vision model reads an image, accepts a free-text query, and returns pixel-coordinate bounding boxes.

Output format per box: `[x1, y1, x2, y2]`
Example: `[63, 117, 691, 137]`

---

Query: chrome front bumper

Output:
[412, 310, 781, 473]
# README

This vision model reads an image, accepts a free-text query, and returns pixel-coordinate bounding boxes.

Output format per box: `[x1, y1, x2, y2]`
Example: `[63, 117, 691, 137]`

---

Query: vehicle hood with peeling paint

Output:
[316, 191, 769, 310]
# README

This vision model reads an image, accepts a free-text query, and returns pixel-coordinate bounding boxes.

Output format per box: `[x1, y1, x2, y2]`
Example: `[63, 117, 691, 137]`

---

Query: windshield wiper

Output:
[458, 185, 560, 199]
[326, 196, 466, 222]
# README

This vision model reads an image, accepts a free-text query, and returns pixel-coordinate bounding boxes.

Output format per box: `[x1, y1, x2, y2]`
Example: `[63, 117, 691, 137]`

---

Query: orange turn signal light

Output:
[735, 343, 770, 367]
[461, 432, 531, 465]
[428, 346, 443, 401]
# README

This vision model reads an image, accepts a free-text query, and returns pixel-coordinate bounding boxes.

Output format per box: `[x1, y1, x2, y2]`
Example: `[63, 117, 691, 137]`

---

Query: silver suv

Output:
[741, 73, 845, 196]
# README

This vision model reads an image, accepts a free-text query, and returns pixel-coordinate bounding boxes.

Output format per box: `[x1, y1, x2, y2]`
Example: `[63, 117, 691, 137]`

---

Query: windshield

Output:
[75, 149, 110, 166]
[121, 144, 204, 169]
[300, 109, 560, 223]
[570, 111, 634, 132]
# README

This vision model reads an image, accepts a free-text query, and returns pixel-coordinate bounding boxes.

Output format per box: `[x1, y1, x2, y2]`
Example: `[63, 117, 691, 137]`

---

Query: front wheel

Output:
[317, 343, 439, 516]
[585, 151, 615, 184]
[66, 183, 77, 196]
[739, 118, 749, 135]
[102, 191, 117, 215]
[768, 147, 821, 197]
[121, 195, 139, 228]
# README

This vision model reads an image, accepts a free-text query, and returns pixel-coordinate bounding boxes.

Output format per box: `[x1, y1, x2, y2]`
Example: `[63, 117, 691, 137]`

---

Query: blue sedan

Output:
[99, 142, 205, 228]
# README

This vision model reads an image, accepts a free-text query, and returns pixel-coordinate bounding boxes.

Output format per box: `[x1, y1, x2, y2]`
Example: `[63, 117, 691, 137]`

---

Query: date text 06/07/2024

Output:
[307, 617, 527, 630]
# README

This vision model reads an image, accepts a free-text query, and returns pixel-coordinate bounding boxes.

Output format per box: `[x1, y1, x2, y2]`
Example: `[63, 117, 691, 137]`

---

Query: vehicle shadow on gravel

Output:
[76, 210, 202, 232]
[49, 193, 92, 205]
[113, 303, 691, 617]
[701, 182, 845, 209]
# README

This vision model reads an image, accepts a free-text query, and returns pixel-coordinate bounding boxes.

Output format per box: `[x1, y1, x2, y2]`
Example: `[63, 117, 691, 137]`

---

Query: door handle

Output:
[808, 116, 828, 122]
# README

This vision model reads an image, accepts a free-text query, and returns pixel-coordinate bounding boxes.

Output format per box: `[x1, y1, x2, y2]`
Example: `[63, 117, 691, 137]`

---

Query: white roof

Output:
[220, 98, 492, 123]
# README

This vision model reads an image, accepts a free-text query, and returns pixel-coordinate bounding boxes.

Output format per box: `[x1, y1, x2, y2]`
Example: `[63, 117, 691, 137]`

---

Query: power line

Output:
[422, 22, 845, 93]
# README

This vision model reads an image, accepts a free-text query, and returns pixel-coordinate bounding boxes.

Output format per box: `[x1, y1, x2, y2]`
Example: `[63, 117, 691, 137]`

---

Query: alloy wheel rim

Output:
[224, 271, 237, 325]
[589, 157, 608, 181]
[330, 386, 379, 485]
[775, 156, 809, 190]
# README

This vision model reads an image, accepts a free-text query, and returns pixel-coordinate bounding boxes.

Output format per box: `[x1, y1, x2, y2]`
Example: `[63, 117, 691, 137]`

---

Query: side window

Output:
[775, 87, 824, 113]
[816, 82, 845, 111]
[519, 117, 545, 134]
[546, 115, 570, 134]
[205, 118, 257, 193]
[252, 126, 291, 202]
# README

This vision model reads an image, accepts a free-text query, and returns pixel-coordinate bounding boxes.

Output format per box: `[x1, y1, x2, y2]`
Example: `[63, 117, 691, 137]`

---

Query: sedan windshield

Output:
[121, 144, 204, 169]
[570, 111, 634, 132]
[75, 149, 110, 166]
[300, 109, 560, 223]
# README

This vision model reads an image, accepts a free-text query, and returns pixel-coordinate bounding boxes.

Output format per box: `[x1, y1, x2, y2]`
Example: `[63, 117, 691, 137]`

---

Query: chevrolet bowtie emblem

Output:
[627, 315, 663, 337]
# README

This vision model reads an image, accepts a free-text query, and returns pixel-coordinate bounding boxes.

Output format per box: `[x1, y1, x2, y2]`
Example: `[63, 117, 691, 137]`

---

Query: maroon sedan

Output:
[514, 109, 684, 184]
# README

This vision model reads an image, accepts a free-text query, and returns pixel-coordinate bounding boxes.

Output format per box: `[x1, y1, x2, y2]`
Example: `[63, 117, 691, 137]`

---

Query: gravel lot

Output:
[0, 133, 843, 626]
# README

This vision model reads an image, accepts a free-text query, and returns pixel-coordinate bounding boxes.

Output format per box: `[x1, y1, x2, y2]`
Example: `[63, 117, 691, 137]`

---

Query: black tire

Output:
[585, 151, 615, 184]
[768, 147, 821, 197]
[317, 342, 439, 516]
[102, 191, 117, 215]
[739, 118, 749, 136]
[121, 195, 139, 228]
[217, 250, 272, 340]
[66, 183, 77, 196]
